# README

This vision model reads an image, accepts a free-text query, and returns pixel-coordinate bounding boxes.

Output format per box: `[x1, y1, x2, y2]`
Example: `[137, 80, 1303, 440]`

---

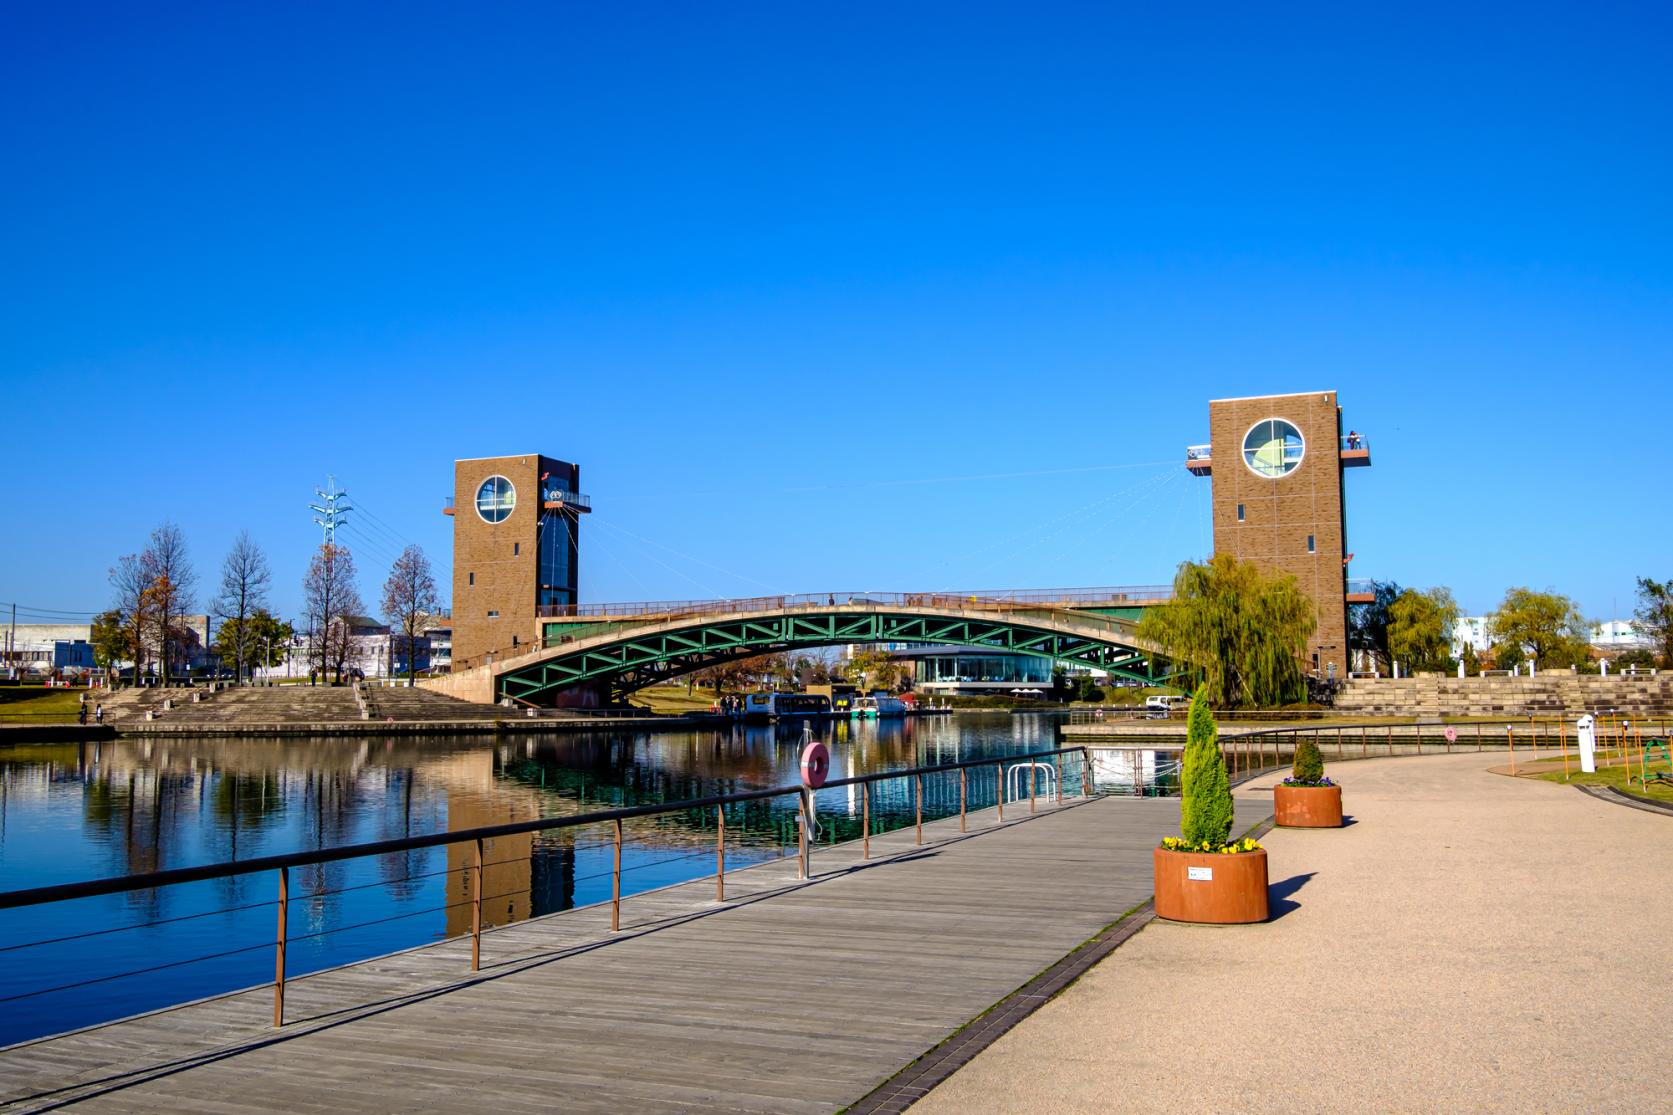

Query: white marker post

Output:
[1576, 715, 1596, 774]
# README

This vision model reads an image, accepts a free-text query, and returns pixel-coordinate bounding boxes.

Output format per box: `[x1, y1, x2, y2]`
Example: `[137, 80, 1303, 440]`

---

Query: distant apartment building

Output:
[1452, 616, 1492, 657]
[1589, 620, 1651, 650]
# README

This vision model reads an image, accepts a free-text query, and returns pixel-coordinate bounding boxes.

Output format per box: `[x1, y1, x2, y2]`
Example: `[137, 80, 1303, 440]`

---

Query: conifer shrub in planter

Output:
[1274, 737, 1343, 828]
[1153, 689, 1268, 924]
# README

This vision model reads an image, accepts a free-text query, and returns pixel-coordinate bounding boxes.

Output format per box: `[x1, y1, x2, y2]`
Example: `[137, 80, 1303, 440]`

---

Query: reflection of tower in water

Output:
[437, 749, 537, 936]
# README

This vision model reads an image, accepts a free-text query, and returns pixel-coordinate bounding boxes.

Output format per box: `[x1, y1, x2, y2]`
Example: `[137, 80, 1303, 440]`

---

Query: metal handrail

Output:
[0, 745, 1092, 912]
[0, 742, 1095, 1030]
[536, 586, 1175, 621]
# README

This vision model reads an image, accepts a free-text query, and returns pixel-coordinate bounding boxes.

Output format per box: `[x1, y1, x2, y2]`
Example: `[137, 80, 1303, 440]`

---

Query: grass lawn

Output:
[0, 687, 87, 724]
[629, 686, 727, 715]
[1529, 755, 1673, 802]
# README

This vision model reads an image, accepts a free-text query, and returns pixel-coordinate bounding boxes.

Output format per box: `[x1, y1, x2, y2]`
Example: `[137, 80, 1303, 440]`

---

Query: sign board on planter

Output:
[1187, 866, 1213, 882]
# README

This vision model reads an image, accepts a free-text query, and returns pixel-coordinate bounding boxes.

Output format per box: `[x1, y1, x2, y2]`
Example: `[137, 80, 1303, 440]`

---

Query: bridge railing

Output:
[537, 585, 1175, 621]
[0, 745, 1103, 1038]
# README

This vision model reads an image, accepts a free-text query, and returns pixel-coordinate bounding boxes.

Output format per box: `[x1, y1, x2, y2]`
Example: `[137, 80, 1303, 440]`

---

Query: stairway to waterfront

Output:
[99, 684, 510, 726]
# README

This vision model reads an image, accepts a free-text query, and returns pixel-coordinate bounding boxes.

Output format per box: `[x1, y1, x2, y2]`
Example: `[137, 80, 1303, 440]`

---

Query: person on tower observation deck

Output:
[1346, 430, 1361, 449]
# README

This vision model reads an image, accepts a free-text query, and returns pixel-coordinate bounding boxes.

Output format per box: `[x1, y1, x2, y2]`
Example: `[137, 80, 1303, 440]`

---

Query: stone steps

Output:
[99, 685, 506, 726]
[1335, 675, 1673, 718]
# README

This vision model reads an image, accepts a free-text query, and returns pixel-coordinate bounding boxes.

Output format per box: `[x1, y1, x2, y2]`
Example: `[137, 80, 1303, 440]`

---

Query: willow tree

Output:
[1137, 554, 1316, 708]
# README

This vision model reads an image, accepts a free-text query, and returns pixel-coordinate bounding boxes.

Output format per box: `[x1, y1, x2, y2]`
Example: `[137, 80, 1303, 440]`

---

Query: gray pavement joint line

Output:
[843, 811, 1276, 1115]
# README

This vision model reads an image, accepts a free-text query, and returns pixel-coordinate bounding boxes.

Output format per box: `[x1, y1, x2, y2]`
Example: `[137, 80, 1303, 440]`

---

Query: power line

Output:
[0, 602, 101, 617]
[590, 516, 782, 594]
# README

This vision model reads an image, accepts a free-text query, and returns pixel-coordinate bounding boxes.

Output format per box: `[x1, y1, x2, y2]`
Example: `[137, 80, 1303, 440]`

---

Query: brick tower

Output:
[444, 454, 590, 672]
[1186, 391, 1370, 677]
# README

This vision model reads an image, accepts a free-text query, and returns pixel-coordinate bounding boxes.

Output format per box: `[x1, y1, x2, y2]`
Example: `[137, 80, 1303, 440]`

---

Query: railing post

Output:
[273, 865, 288, 1028]
[798, 793, 809, 879]
[996, 764, 1004, 822]
[471, 837, 484, 971]
[862, 782, 870, 860]
[1476, 722, 1483, 751]
[1082, 748, 1092, 798]
[1029, 763, 1037, 814]
[914, 774, 923, 845]
[1507, 726, 1516, 775]
[715, 805, 725, 903]
[1387, 724, 1394, 756]
[611, 818, 622, 932]
[959, 768, 967, 832]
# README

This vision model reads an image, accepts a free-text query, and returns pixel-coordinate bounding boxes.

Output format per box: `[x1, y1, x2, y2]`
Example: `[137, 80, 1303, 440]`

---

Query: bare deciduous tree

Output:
[380, 545, 439, 683]
[211, 531, 272, 684]
[210, 529, 272, 676]
[140, 523, 195, 686]
[302, 543, 364, 684]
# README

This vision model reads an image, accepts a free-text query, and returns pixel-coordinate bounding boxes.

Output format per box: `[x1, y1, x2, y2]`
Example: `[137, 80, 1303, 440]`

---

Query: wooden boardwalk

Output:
[0, 794, 1268, 1114]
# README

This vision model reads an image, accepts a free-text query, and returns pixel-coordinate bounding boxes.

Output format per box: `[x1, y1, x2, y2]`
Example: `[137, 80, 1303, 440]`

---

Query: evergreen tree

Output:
[1179, 687, 1234, 846]
[1291, 737, 1325, 783]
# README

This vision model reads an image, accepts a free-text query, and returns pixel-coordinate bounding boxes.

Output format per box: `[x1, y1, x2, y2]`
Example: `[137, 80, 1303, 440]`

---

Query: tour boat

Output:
[851, 695, 906, 719]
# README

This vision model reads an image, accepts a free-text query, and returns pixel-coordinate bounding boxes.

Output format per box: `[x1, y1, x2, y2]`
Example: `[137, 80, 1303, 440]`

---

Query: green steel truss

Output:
[502, 610, 1163, 704]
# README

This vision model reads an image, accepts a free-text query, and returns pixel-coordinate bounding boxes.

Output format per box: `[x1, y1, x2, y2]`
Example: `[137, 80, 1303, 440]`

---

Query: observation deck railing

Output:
[0, 746, 1099, 1033]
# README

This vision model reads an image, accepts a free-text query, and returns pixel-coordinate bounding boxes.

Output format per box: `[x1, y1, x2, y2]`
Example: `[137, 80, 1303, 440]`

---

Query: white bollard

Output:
[1576, 715, 1596, 773]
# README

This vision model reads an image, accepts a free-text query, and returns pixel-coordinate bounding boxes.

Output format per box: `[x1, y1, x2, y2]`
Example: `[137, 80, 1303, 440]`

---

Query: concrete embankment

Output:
[0, 724, 117, 743]
[107, 714, 729, 738]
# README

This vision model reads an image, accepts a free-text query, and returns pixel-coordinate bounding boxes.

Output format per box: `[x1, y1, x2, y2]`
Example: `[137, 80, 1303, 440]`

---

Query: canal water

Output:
[0, 712, 1089, 1045]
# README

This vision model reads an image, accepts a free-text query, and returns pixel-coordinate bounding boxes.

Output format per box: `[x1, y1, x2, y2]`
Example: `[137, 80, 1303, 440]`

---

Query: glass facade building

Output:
[912, 647, 1053, 694]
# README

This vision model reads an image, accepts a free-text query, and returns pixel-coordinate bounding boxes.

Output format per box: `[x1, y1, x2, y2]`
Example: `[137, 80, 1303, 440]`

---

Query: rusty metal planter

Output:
[1274, 783, 1343, 828]
[1153, 847, 1268, 924]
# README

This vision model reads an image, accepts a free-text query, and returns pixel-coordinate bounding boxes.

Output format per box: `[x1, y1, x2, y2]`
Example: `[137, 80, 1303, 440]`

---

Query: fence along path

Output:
[0, 792, 1268, 1114]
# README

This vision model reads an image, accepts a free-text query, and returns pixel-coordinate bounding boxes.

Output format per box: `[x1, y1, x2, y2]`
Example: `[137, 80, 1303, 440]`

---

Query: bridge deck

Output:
[1, 794, 1268, 1114]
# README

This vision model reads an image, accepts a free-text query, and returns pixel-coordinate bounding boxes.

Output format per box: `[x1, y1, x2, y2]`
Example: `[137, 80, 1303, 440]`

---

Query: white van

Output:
[1143, 694, 1190, 716]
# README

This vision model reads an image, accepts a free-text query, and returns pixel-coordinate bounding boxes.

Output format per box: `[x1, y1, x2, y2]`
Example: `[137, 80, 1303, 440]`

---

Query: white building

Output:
[1590, 620, 1652, 649]
[1451, 616, 1493, 657]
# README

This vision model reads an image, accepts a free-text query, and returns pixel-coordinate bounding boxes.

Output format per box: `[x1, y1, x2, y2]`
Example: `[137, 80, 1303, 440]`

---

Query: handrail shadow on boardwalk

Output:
[3, 800, 1102, 1113]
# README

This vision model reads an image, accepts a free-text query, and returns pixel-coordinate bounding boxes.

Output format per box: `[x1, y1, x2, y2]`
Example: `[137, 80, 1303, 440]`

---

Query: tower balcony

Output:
[542, 489, 592, 512]
[1339, 434, 1371, 467]
[442, 496, 454, 516]
[1186, 434, 1369, 475]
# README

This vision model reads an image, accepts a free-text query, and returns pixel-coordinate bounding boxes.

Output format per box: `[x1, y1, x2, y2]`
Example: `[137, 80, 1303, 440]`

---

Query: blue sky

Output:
[2, 2, 1669, 626]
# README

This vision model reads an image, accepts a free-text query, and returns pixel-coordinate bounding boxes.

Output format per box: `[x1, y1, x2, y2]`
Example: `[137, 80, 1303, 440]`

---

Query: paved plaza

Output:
[917, 751, 1673, 1114]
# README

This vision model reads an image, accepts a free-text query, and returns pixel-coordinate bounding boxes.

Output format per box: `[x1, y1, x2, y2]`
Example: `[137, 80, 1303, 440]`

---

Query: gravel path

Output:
[914, 751, 1672, 1114]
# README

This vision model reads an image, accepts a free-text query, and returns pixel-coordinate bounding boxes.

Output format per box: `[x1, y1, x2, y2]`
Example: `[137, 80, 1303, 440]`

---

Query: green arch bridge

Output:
[462, 588, 1176, 706]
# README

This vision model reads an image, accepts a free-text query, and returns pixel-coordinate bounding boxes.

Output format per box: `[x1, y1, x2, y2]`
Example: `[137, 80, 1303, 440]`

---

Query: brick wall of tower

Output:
[451, 455, 544, 671]
[1208, 391, 1348, 676]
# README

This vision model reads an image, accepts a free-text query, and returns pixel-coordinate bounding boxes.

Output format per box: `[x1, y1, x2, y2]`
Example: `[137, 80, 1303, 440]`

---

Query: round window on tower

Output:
[1241, 418, 1305, 478]
[475, 476, 516, 523]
